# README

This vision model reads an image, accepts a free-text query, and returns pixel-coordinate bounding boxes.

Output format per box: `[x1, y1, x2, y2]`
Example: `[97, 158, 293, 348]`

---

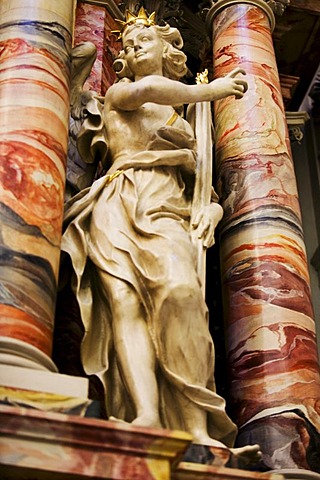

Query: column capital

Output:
[286, 111, 310, 143]
[266, 0, 290, 15]
[205, 0, 276, 34]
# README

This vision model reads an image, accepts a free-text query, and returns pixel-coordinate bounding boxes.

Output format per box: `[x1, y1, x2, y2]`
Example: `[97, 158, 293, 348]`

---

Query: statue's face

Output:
[122, 25, 163, 77]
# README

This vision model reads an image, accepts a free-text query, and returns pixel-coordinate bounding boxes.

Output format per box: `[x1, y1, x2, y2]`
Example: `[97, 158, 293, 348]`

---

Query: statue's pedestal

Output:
[0, 404, 190, 479]
[0, 404, 286, 480]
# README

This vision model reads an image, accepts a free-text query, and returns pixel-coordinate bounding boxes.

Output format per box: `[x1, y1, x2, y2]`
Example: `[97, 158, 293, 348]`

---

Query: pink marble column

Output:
[0, 1, 75, 371]
[206, 0, 320, 471]
[74, 3, 106, 95]
[103, 5, 122, 92]
[74, 2, 120, 95]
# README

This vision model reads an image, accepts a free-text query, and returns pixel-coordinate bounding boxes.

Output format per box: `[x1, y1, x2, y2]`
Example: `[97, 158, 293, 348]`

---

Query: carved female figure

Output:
[62, 9, 259, 460]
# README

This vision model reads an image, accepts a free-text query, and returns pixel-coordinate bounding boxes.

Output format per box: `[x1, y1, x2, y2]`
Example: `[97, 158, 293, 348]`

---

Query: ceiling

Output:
[272, 0, 320, 109]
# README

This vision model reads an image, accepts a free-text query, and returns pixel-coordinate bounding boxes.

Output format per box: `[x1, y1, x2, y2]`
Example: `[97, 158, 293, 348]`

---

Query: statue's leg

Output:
[157, 265, 261, 461]
[175, 391, 225, 446]
[154, 254, 213, 428]
[97, 269, 162, 428]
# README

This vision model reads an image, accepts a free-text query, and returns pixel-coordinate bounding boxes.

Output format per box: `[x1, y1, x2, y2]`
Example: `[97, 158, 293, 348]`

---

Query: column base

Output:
[235, 412, 320, 473]
[0, 336, 57, 372]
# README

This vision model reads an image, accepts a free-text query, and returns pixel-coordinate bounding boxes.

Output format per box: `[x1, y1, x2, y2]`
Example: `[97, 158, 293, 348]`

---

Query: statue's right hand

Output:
[192, 203, 223, 249]
[210, 68, 248, 101]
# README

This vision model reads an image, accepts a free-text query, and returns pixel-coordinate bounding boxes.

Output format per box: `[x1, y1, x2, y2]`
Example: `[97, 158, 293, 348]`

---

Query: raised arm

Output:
[106, 68, 247, 111]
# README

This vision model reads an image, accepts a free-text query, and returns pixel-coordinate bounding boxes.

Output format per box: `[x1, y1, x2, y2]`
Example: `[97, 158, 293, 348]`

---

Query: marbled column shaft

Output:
[103, 6, 122, 92]
[74, 3, 106, 95]
[0, 0, 75, 369]
[74, 3, 120, 95]
[208, 0, 320, 460]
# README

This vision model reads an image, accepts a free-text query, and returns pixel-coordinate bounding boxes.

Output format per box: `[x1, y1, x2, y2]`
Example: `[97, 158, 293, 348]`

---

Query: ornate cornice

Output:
[279, 74, 300, 107]
[266, 0, 290, 15]
[286, 111, 310, 143]
[139, 1, 184, 25]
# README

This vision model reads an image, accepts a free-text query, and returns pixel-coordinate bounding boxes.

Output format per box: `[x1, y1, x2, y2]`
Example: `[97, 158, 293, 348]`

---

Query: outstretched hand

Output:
[227, 67, 248, 98]
[192, 203, 224, 249]
[210, 67, 248, 101]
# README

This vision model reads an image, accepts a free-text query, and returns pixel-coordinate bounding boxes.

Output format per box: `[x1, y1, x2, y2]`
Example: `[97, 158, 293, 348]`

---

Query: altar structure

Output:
[0, 1, 320, 479]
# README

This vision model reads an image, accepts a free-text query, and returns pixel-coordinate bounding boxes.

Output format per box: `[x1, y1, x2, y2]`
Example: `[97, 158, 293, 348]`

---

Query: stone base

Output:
[0, 405, 287, 480]
[0, 336, 57, 371]
[0, 365, 90, 415]
[0, 364, 88, 397]
[0, 404, 191, 480]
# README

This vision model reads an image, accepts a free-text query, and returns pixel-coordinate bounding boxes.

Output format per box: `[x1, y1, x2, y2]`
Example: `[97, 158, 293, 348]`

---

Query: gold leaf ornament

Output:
[112, 7, 156, 40]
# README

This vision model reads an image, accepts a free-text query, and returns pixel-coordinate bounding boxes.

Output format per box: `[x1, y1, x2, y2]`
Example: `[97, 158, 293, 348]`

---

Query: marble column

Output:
[0, 0, 75, 371]
[63, 2, 121, 196]
[74, 2, 107, 95]
[206, 0, 320, 471]
[74, 1, 121, 95]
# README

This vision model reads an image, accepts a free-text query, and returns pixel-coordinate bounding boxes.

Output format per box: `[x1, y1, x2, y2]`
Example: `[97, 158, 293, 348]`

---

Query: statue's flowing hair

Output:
[113, 24, 187, 81]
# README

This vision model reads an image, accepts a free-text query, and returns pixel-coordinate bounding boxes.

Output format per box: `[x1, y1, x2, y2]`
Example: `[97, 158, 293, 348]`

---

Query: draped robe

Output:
[61, 101, 237, 446]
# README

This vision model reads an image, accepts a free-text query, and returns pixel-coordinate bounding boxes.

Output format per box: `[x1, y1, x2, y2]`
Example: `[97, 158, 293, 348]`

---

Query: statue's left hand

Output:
[192, 203, 223, 249]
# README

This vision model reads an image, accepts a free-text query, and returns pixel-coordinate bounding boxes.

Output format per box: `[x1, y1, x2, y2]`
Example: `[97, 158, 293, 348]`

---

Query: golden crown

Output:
[112, 7, 156, 40]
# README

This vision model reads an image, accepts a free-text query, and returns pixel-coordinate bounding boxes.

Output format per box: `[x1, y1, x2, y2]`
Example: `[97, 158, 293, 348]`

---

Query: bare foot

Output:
[230, 444, 262, 468]
[108, 414, 162, 429]
[131, 413, 162, 429]
[192, 433, 262, 467]
[108, 416, 128, 424]
[191, 432, 229, 449]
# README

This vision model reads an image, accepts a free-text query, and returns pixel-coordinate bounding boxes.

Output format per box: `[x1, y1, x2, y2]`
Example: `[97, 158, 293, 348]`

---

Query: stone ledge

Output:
[0, 404, 191, 479]
[0, 405, 288, 480]
[174, 462, 285, 480]
[0, 364, 88, 397]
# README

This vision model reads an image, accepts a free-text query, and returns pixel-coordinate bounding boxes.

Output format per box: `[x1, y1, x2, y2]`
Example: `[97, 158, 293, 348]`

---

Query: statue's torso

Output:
[104, 102, 194, 164]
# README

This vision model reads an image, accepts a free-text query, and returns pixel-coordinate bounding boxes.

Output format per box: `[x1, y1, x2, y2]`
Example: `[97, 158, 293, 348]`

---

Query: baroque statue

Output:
[62, 7, 260, 462]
